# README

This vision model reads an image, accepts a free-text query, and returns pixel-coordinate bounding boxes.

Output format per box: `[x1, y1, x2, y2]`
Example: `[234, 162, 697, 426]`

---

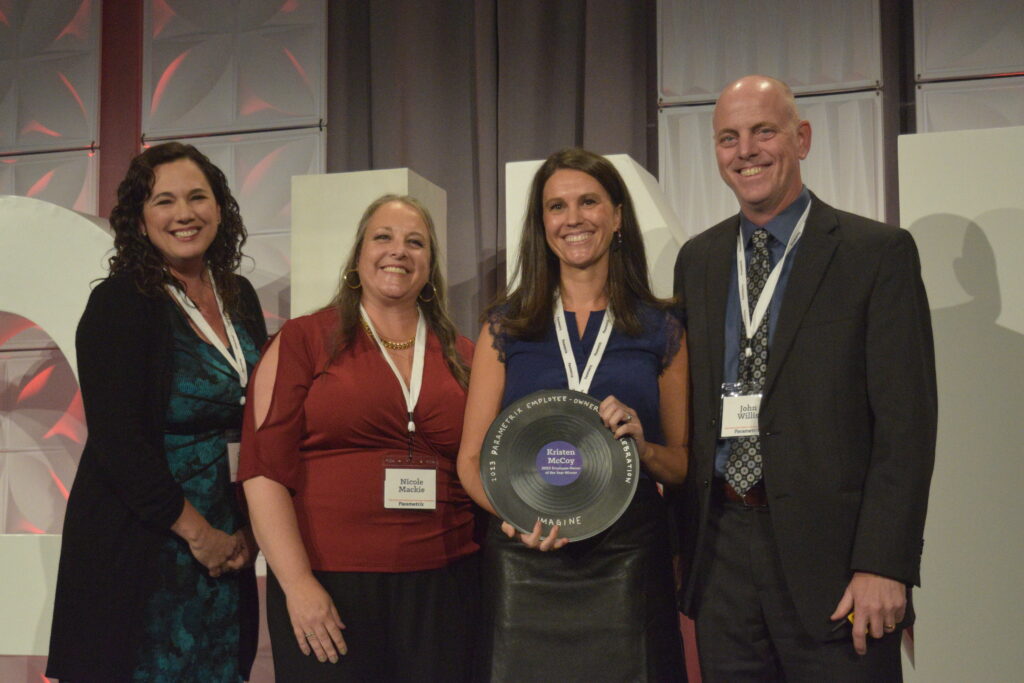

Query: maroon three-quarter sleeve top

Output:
[239, 308, 478, 572]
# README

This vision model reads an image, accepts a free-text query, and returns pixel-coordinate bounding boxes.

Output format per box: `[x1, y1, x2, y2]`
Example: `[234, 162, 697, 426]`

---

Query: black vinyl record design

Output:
[481, 389, 639, 541]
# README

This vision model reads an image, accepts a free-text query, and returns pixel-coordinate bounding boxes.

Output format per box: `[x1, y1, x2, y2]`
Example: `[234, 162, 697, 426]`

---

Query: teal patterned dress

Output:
[133, 303, 259, 683]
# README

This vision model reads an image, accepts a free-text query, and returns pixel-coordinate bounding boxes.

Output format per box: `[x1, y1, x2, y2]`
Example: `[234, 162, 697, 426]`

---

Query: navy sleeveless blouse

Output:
[492, 304, 681, 447]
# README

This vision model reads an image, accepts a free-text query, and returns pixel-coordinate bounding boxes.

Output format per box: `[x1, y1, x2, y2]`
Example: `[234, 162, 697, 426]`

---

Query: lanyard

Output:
[166, 272, 248, 403]
[735, 201, 811, 355]
[553, 294, 614, 395]
[359, 304, 426, 436]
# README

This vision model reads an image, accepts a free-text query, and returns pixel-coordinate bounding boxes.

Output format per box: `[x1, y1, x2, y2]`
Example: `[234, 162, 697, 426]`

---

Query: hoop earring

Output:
[344, 270, 361, 289]
[418, 282, 436, 303]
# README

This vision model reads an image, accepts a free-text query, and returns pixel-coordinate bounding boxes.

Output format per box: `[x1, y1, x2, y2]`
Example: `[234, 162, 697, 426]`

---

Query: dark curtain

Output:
[326, 0, 656, 335]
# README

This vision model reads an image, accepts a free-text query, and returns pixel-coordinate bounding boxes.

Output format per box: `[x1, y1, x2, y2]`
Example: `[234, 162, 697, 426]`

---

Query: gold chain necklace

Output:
[360, 316, 415, 350]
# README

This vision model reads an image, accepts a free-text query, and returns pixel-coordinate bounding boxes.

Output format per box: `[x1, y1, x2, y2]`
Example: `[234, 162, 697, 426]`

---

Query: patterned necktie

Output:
[725, 228, 771, 494]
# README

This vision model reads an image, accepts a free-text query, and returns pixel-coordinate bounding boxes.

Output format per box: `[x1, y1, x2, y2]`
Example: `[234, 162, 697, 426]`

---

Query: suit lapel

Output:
[704, 218, 737, 404]
[763, 197, 839, 398]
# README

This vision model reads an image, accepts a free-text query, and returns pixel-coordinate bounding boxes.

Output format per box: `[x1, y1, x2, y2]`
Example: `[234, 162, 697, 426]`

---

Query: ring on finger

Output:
[884, 623, 896, 631]
[304, 632, 316, 639]
[624, 413, 632, 422]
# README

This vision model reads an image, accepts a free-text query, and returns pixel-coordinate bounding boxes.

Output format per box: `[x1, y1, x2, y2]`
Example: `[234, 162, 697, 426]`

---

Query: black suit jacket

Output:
[673, 195, 937, 641]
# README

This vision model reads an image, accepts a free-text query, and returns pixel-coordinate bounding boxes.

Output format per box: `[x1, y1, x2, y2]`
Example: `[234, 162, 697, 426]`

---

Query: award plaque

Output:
[480, 389, 639, 540]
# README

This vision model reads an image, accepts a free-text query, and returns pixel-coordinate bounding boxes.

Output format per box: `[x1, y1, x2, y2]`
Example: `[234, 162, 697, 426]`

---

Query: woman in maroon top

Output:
[240, 195, 478, 682]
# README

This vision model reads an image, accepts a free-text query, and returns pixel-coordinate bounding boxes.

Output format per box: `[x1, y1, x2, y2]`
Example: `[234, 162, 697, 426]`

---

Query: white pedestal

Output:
[290, 169, 447, 318]
[0, 534, 62, 655]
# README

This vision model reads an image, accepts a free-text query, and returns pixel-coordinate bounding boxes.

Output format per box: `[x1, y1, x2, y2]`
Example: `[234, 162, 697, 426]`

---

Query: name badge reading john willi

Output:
[720, 382, 761, 438]
[383, 454, 437, 510]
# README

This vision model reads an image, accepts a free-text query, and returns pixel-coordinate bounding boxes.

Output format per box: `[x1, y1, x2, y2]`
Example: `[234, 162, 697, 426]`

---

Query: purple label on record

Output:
[536, 441, 583, 486]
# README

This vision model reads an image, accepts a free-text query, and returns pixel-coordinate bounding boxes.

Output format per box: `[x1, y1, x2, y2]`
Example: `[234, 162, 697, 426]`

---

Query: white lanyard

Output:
[553, 294, 615, 395]
[735, 201, 811, 355]
[359, 304, 426, 433]
[166, 272, 248, 402]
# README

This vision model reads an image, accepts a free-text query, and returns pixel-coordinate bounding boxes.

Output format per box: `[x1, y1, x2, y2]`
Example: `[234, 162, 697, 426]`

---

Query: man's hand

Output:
[830, 571, 906, 655]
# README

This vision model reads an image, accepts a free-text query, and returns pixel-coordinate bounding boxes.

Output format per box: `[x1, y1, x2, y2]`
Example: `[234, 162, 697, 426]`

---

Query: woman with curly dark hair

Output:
[47, 142, 266, 682]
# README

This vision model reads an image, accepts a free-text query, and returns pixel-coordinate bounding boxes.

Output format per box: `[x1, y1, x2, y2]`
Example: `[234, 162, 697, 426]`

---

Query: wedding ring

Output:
[884, 623, 895, 631]
[624, 413, 633, 422]
[305, 632, 316, 639]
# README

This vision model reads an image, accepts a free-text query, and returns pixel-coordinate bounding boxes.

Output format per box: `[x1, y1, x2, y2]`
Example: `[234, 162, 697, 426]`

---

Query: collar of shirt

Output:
[739, 186, 811, 250]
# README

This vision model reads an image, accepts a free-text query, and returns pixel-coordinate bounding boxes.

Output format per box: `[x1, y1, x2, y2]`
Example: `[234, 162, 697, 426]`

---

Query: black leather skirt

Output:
[476, 479, 686, 682]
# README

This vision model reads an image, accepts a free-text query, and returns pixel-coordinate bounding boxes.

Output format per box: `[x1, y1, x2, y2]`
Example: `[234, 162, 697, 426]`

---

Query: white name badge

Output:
[384, 468, 437, 510]
[720, 393, 762, 438]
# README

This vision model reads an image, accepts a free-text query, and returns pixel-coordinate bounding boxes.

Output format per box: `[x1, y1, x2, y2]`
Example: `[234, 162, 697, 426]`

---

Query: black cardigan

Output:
[46, 273, 267, 682]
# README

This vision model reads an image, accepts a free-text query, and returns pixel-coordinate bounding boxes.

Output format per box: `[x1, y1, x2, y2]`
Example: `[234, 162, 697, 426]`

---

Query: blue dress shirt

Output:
[714, 187, 811, 476]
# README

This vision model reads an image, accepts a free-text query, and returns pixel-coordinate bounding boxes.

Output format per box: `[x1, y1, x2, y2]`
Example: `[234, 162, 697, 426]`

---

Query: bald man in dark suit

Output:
[673, 75, 937, 681]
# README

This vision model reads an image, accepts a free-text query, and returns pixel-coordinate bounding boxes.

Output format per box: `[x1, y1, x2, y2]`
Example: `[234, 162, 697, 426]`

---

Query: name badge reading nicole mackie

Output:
[383, 468, 436, 510]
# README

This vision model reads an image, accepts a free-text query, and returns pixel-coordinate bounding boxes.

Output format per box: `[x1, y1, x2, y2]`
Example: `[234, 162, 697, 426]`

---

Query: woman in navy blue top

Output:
[457, 148, 690, 681]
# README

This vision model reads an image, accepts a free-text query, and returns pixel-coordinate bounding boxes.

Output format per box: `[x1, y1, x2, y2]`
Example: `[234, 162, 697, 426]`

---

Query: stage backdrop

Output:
[898, 125, 1024, 681]
[0, 195, 111, 660]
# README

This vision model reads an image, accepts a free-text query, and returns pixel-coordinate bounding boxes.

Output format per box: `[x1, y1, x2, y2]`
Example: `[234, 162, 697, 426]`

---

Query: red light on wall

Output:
[17, 364, 56, 403]
[152, 0, 177, 38]
[0, 319, 39, 346]
[56, 0, 92, 41]
[241, 94, 278, 116]
[58, 72, 90, 122]
[47, 467, 71, 501]
[25, 170, 56, 197]
[151, 50, 192, 116]
[282, 47, 311, 91]
[240, 146, 285, 196]
[44, 390, 86, 445]
[262, 308, 285, 323]
[280, 0, 299, 13]
[21, 121, 62, 138]
[16, 520, 46, 535]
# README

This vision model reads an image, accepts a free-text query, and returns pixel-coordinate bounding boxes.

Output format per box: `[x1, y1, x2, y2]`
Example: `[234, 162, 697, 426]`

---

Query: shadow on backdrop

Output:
[908, 210, 1024, 678]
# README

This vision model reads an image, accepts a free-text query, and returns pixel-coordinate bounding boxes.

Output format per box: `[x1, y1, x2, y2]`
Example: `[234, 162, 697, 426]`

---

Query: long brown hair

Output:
[325, 195, 470, 389]
[491, 148, 668, 339]
[107, 142, 247, 316]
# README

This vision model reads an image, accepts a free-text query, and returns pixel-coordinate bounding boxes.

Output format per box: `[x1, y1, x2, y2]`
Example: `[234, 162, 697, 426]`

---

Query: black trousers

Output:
[266, 555, 480, 683]
[695, 500, 903, 682]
